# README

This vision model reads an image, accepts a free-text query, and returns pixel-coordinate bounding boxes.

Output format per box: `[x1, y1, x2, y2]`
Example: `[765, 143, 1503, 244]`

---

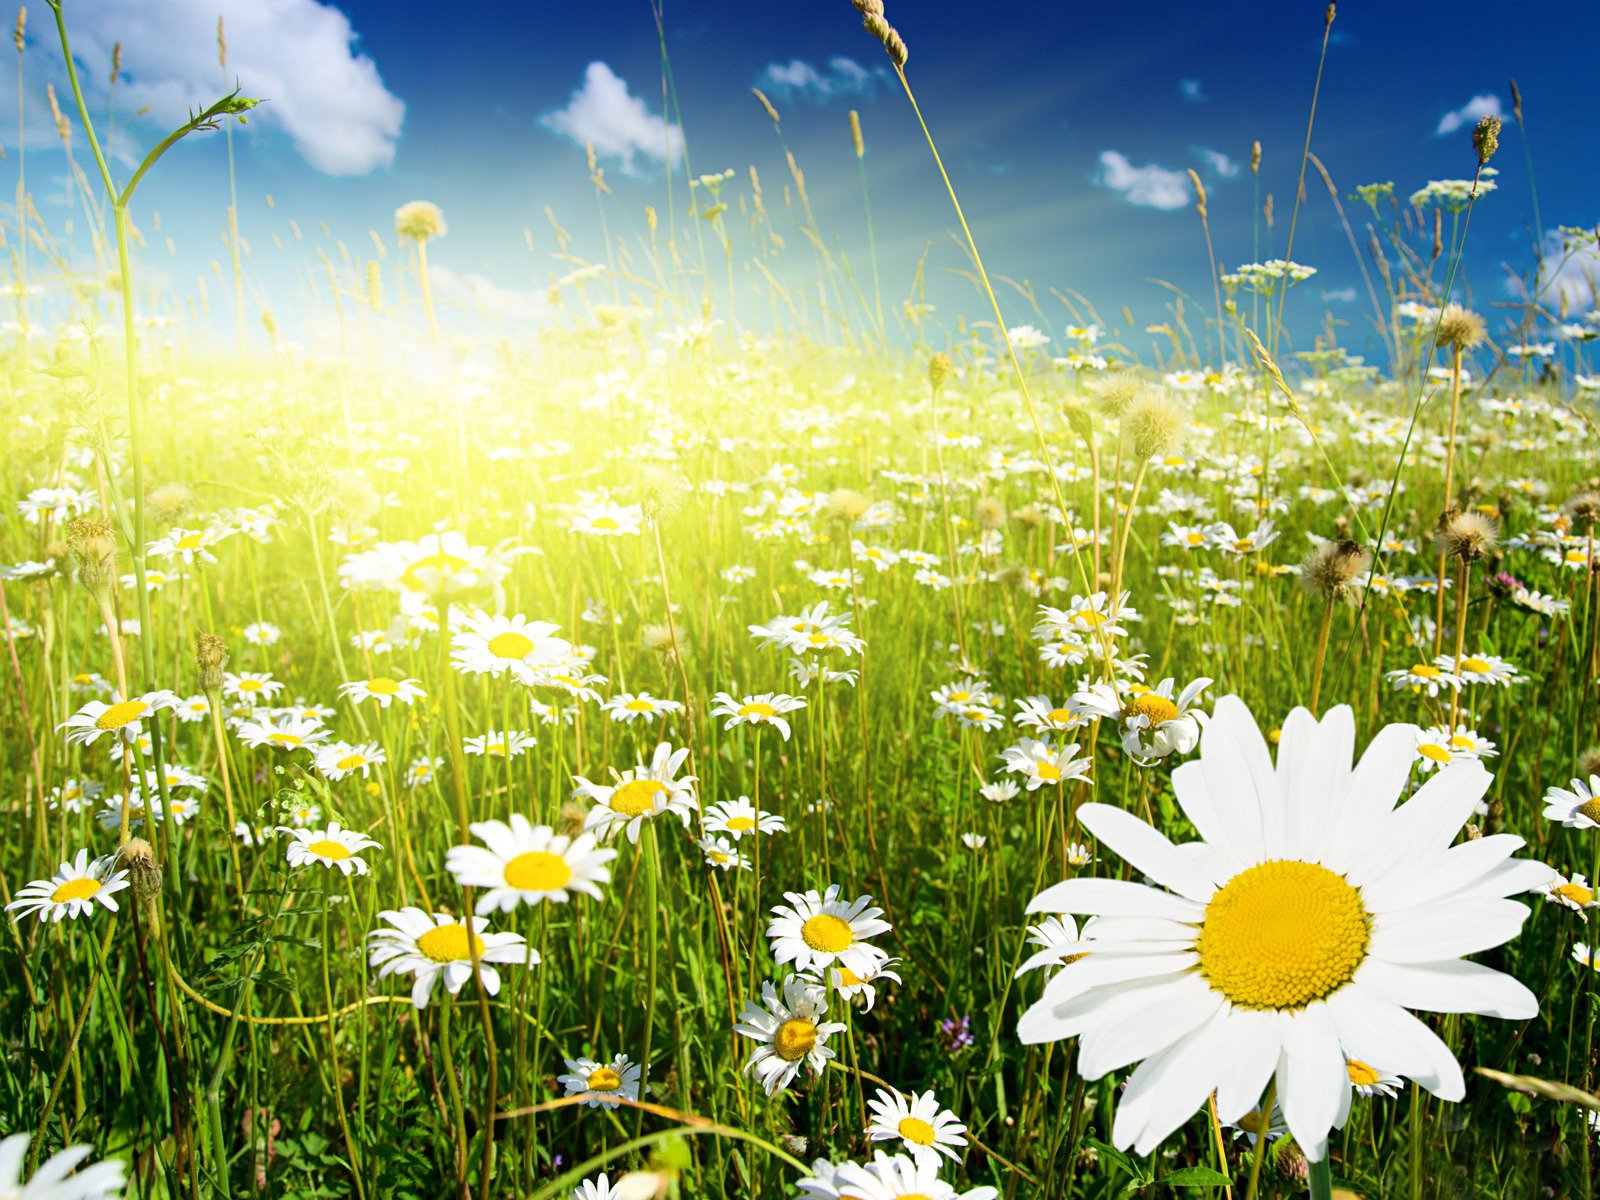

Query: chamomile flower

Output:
[572, 1174, 622, 1200]
[445, 816, 616, 912]
[557, 1054, 644, 1109]
[0, 1132, 126, 1200]
[1436, 653, 1520, 687]
[710, 691, 807, 740]
[570, 500, 643, 536]
[865, 1088, 969, 1169]
[1345, 1060, 1402, 1099]
[1542, 776, 1600, 829]
[338, 675, 426, 708]
[574, 742, 698, 844]
[1067, 842, 1095, 868]
[284, 823, 381, 876]
[767, 884, 892, 977]
[235, 715, 329, 752]
[1544, 872, 1597, 914]
[998, 738, 1092, 790]
[406, 757, 442, 787]
[451, 612, 572, 684]
[224, 671, 284, 702]
[1385, 662, 1461, 697]
[314, 741, 387, 780]
[6, 849, 129, 923]
[367, 908, 537, 1009]
[734, 976, 846, 1095]
[1070, 677, 1211, 763]
[60, 690, 179, 747]
[464, 728, 538, 760]
[600, 692, 684, 723]
[829, 1152, 997, 1200]
[699, 835, 750, 871]
[1015, 914, 1093, 978]
[704, 796, 786, 839]
[1018, 696, 1551, 1162]
[979, 778, 1020, 803]
[1012, 695, 1085, 734]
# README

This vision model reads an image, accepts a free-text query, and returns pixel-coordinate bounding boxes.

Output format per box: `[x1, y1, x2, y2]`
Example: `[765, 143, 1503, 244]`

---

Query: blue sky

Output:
[17, 0, 1598, 358]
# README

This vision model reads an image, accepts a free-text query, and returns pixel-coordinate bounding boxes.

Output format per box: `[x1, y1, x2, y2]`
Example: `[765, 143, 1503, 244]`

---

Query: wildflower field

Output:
[3, 2, 1600, 1199]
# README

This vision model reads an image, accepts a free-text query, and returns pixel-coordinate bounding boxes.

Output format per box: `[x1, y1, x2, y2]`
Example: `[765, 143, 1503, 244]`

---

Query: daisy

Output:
[59, 690, 178, 747]
[284, 823, 381, 876]
[704, 796, 786, 840]
[174, 694, 212, 723]
[556, 1054, 645, 1109]
[367, 908, 538, 1009]
[445, 816, 616, 912]
[733, 976, 846, 1095]
[1018, 696, 1550, 1162]
[338, 676, 426, 708]
[1544, 872, 1597, 915]
[572, 1174, 622, 1200]
[570, 500, 643, 537]
[1385, 662, 1461, 697]
[574, 742, 698, 844]
[998, 738, 1092, 790]
[699, 835, 751, 871]
[340, 531, 516, 597]
[1070, 677, 1211, 763]
[710, 691, 808, 740]
[224, 671, 285, 703]
[451, 612, 572, 685]
[235, 715, 329, 753]
[979, 779, 1020, 803]
[1034, 591, 1139, 641]
[1015, 914, 1093, 978]
[6, 849, 129, 923]
[406, 757, 443, 787]
[829, 1152, 997, 1200]
[94, 792, 159, 833]
[1067, 842, 1095, 868]
[865, 1088, 968, 1168]
[600, 692, 684, 723]
[0, 1132, 125, 1200]
[1012, 695, 1085, 734]
[1542, 775, 1600, 829]
[463, 728, 537, 759]
[314, 742, 387, 780]
[767, 884, 892, 977]
[1345, 1060, 1402, 1099]
[50, 778, 103, 814]
[1436, 653, 1520, 687]
[929, 679, 995, 714]
[1573, 943, 1600, 972]
[807, 955, 903, 1012]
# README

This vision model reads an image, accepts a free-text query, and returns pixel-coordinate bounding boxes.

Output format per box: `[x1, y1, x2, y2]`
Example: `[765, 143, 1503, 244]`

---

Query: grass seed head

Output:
[927, 352, 953, 389]
[196, 632, 229, 696]
[63, 515, 117, 598]
[1472, 114, 1501, 165]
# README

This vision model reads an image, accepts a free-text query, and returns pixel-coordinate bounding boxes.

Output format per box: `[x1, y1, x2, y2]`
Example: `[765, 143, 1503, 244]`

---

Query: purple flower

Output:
[937, 1014, 974, 1052]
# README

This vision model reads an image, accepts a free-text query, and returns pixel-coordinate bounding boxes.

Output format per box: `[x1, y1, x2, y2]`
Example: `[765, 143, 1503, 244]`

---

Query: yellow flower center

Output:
[401, 551, 469, 591]
[610, 779, 666, 817]
[1236, 1110, 1272, 1135]
[1418, 743, 1452, 763]
[738, 702, 778, 718]
[837, 967, 866, 986]
[1460, 657, 1491, 674]
[366, 677, 400, 695]
[1036, 761, 1062, 782]
[51, 877, 102, 903]
[487, 631, 535, 659]
[335, 754, 365, 771]
[1557, 882, 1595, 907]
[306, 839, 350, 861]
[176, 533, 205, 549]
[592, 516, 619, 531]
[624, 699, 655, 712]
[267, 732, 303, 746]
[503, 851, 573, 892]
[1196, 860, 1369, 1010]
[1125, 694, 1180, 725]
[898, 1117, 937, 1146]
[1578, 798, 1600, 824]
[1069, 608, 1105, 627]
[238, 679, 263, 692]
[1186, 532, 1205, 546]
[586, 1066, 622, 1092]
[96, 700, 149, 730]
[1448, 735, 1476, 750]
[773, 1018, 818, 1062]
[1346, 1060, 1381, 1087]
[1046, 708, 1073, 725]
[801, 913, 855, 954]
[725, 816, 756, 832]
[1410, 664, 1440, 679]
[415, 924, 486, 964]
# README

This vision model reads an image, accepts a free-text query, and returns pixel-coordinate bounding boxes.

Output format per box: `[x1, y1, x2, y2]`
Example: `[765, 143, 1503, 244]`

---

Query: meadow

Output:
[2, 2, 1600, 1198]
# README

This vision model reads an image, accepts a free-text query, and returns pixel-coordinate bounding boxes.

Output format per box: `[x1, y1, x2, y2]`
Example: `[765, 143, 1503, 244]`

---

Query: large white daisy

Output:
[367, 908, 538, 1009]
[574, 742, 698, 844]
[1017, 696, 1551, 1161]
[445, 815, 616, 912]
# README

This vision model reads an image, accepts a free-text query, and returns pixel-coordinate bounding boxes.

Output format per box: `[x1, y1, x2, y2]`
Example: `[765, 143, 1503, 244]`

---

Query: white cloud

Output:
[1097, 151, 1190, 210]
[430, 266, 553, 323]
[541, 62, 683, 175]
[758, 56, 888, 101]
[43, 0, 404, 175]
[1436, 93, 1504, 136]
[1536, 229, 1600, 311]
[1321, 287, 1357, 303]
[1194, 147, 1239, 178]
[1180, 78, 1205, 102]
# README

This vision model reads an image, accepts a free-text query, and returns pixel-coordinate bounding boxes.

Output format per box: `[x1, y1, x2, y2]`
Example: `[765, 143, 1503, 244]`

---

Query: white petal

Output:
[1078, 804, 1217, 902]
[1276, 1003, 1347, 1160]
[1353, 957, 1538, 1019]
[1369, 899, 1530, 963]
[1357, 835, 1523, 913]
[1321, 723, 1417, 874]
[1026, 877, 1202, 921]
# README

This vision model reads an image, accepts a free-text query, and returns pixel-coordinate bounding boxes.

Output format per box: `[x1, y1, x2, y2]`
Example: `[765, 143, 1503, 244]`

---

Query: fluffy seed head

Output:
[1126, 394, 1187, 461]
[1012, 505, 1044, 529]
[1091, 371, 1144, 418]
[829, 488, 871, 521]
[1301, 538, 1371, 603]
[1578, 747, 1600, 780]
[195, 632, 229, 696]
[1437, 509, 1499, 562]
[1062, 396, 1095, 442]
[394, 200, 446, 243]
[977, 496, 1007, 530]
[1562, 490, 1600, 534]
[637, 465, 686, 524]
[146, 481, 193, 523]
[1437, 304, 1486, 351]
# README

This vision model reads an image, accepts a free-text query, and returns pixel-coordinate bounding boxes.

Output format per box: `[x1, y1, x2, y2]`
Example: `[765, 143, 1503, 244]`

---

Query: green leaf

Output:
[1157, 1166, 1234, 1188]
